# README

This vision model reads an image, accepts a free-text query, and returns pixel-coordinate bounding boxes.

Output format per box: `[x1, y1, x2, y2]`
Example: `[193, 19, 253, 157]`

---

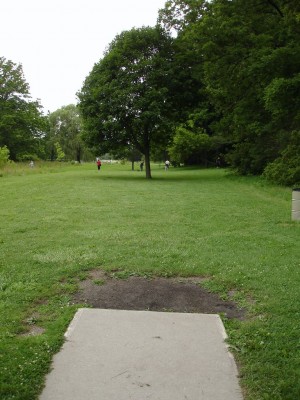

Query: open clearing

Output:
[0, 163, 299, 400]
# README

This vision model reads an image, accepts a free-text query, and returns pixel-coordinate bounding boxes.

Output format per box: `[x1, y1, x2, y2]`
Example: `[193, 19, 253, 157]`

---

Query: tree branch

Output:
[266, 0, 284, 17]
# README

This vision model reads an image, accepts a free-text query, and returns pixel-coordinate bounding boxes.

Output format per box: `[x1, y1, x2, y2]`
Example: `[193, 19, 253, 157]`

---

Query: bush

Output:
[263, 131, 300, 186]
[17, 153, 39, 162]
[54, 142, 65, 161]
[0, 146, 10, 169]
[168, 126, 211, 165]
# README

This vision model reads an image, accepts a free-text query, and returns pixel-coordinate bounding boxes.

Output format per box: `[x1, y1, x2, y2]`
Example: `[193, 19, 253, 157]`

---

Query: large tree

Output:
[198, 0, 300, 174]
[159, 1, 224, 165]
[159, 0, 300, 182]
[0, 57, 46, 160]
[78, 26, 176, 178]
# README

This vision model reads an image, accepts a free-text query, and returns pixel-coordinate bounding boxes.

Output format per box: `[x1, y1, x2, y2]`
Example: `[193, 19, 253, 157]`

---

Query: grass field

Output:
[0, 162, 299, 399]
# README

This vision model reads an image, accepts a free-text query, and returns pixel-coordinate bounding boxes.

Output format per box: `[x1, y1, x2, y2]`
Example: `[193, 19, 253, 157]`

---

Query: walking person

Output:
[96, 158, 102, 171]
[165, 160, 170, 171]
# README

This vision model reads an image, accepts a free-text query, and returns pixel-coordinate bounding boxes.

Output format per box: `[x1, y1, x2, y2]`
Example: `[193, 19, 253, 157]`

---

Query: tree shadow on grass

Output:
[89, 169, 226, 183]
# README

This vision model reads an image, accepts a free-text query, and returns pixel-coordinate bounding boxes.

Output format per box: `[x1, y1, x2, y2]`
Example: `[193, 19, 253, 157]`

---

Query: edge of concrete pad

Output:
[41, 308, 243, 400]
[64, 308, 86, 338]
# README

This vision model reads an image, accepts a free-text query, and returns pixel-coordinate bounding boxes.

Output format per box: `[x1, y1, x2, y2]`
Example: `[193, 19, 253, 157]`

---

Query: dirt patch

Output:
[19, 312, 46, 337]
[72, 270, 245, 320]
[20, 325, 46, 337]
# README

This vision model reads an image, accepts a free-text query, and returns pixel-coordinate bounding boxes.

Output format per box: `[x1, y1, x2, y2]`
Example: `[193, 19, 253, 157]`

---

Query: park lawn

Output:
[0, 162, 299, 400]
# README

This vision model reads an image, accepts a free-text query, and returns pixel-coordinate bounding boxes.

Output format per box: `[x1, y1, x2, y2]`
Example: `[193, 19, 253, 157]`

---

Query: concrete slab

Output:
[40, 309, 243, 400]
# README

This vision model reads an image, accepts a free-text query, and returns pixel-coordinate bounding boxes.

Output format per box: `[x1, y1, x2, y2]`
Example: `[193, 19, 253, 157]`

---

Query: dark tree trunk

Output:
[50, 147, 55, 161]
[144, 145, 152, 179]
[76, 146, 81, 163]
[134, 132, 151, 178]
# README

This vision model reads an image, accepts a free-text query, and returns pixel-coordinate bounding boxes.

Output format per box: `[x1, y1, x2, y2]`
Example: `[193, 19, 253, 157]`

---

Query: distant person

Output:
[216, 156, 221, 168]
[29, 160, 34, 168]
[140, 161, 144, 171]
[96, 158, 102, 171]
[165, 160, 170, 170]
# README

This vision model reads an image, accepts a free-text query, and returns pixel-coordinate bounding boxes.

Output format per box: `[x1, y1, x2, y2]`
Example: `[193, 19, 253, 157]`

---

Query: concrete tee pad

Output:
[40, 309, 243, 400]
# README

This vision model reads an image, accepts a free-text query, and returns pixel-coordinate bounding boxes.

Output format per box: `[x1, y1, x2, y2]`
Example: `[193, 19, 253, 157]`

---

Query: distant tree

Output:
[46, 104, 88, 162]
[0, 57, 46, 160]
[119, 146, 142, 171]
[78, 26, 176, 178]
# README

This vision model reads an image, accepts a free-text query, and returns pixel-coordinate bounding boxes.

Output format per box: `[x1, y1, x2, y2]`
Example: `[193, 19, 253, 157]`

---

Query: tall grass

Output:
[0, 162, 299, 399]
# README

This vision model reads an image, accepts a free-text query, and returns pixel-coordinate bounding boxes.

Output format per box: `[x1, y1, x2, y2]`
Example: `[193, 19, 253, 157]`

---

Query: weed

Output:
[93, 279, 105, 286]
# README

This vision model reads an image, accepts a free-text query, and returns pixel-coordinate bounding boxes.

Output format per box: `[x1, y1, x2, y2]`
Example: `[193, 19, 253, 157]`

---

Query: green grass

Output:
[0, 162, 299, 399]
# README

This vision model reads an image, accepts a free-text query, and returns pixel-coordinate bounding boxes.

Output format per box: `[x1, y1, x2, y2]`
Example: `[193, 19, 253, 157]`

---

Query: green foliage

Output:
[263, 131, 300, 185]
[168, 112, 229, 165]
[0, 145, 10, 168]
[93, 279, 105, 286]
[78, 26, 176, 178]
[17, 153, 39, 162]
[158, 0, 209, 33]
[168, 125, 211, 164]
[1, 0, 299, 185]
[264, 74, 300, 129]
[0, 57, 47, 161]
[54, 142, 65, 161]
[46, 105, 90, 162]
[159, 0, 300, 183]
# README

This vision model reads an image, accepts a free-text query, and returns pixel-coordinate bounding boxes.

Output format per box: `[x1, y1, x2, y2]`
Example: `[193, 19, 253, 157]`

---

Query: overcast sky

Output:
[1, 0, 166, 113]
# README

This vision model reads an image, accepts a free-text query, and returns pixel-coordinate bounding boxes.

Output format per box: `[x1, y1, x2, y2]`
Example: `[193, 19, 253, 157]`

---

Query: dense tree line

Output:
[0, 57, 91, 163]
[0, 57, 46, 161]
[158, 0, 300, 183]
[79, 0, 299, 183]
[1, 1, 299, 183]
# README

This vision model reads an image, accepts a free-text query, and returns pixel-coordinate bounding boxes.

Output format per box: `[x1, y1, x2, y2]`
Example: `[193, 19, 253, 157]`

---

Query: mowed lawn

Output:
[0, 163, 299, 400]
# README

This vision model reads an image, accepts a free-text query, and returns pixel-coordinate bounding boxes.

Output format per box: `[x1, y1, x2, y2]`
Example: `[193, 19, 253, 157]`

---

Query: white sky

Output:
[1, 0, 166, 113]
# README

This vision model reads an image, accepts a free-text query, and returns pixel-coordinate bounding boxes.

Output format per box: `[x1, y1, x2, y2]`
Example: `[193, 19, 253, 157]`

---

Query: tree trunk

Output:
[131, 160, 135, 171]
[144, 145, 152, 179]
[76, 146, 81, 163]
[50, 147, 55, 161]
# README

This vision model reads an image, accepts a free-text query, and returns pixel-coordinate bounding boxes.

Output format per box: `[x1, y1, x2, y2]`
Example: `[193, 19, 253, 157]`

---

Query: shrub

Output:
[263, 131, 300, 186]
[168, 126, 211, 165]
[0, 146, 10, 169]
[54, 142, 65, 161]
[17, 153, 39, 162]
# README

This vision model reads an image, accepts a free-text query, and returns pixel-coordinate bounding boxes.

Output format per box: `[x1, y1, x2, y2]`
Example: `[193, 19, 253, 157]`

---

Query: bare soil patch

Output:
[73, 270, 245, 320]
[20, 325, 46, 337]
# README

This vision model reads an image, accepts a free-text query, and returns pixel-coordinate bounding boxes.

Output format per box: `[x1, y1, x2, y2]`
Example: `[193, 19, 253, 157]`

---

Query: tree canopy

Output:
[0, 57, 46, 161]
[158, 0, 300, 183]
[1, 1, 299, 185]
[46, 104, 89, 162]
[78, 26, 177, 178]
